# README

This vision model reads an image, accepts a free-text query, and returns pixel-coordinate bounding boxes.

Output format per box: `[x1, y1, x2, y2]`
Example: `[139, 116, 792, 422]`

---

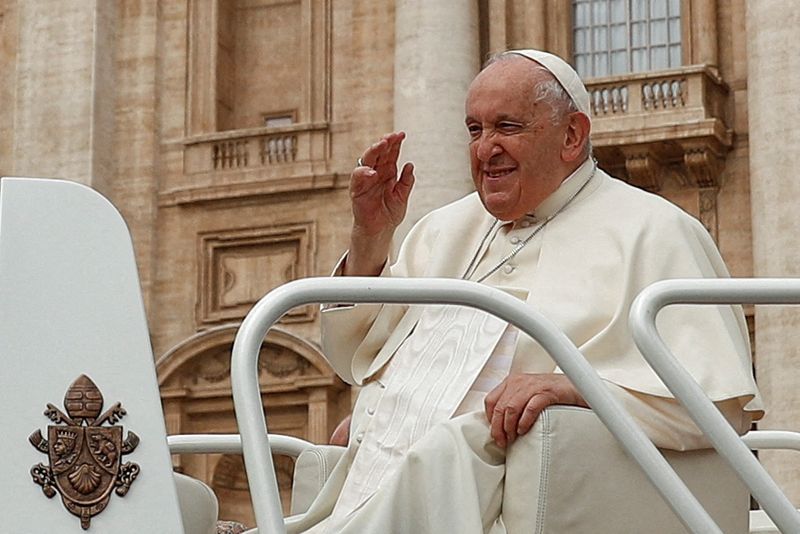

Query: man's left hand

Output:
[484, 373, 588, 448]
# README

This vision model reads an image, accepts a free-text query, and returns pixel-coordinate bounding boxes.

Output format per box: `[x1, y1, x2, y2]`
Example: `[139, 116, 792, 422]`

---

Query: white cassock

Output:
[290, 158, 763, 534]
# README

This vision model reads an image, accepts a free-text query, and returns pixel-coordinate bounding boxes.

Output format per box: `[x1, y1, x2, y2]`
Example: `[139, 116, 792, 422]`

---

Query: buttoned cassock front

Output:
[290, 160, 762, 533]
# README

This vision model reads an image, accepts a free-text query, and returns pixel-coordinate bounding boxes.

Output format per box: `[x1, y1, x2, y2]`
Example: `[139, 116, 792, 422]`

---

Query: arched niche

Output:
[156, 324, 347, 523]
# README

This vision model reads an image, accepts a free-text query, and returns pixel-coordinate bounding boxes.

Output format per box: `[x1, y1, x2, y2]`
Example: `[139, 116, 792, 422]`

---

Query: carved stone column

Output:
[690, 0, 718, 67]
[9, 0, 117, 193]
[393, 0, 479, 242]
[306, 389, 329, 444]
[747, 0, 800, 503]
[488, 0, 547, 53]
[162, 395, 186, 470]
[0, 3, 18, 176]
[487, 0, 509, 53]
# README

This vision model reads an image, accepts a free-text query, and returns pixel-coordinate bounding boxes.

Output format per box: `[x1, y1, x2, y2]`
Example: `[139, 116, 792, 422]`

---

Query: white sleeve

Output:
[604, 381, 752, 451]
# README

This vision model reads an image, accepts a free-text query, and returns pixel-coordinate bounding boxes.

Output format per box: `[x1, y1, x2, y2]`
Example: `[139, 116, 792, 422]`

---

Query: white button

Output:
[356, 432, 364, 443]
[367, 407, 375, 415]
[503, 265, 515, 274]
[510, 236, 520, 245]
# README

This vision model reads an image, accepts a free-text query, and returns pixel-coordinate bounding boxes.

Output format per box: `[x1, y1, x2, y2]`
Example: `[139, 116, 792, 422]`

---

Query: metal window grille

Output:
[573, 0, 682, 78]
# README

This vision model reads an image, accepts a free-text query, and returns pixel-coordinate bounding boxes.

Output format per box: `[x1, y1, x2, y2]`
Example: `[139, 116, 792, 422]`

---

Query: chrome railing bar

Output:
[233, 277, 723, 534]
[630, 278, 800, 533]
[743, 430, 800, 452]
[167, 433, 314, 457]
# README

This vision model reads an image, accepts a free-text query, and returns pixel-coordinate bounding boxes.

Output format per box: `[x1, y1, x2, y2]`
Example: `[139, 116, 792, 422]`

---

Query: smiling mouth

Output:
[484, 168, 515, 178]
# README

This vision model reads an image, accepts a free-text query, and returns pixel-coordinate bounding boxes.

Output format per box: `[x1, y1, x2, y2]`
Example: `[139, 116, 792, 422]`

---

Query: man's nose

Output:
[475, 132, 502, 161]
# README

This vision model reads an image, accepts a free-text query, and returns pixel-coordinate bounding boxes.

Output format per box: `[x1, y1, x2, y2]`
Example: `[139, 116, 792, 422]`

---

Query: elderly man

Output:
[291, 50, 762, 533]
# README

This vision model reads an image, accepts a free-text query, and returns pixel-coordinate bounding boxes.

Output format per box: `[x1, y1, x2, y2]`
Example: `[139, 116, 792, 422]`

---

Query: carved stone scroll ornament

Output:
[621, 149, 666, 192]
[682, 143, 724, 189]
[29, 374, 140, 530]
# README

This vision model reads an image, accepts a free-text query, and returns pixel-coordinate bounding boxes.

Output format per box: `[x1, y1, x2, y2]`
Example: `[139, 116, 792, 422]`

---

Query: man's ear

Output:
[561, 112, 591, 162]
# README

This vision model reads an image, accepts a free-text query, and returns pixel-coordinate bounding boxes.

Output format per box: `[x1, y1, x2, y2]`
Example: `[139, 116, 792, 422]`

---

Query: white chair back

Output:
[0, 177, 185, 533]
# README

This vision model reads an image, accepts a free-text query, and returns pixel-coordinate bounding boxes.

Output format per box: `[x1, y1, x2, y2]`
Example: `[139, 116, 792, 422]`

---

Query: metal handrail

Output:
[167, 433, 314, 457]
[743, 430, 800, 452]
[232, 277, 723, 533]
[629, 278, 800, 533]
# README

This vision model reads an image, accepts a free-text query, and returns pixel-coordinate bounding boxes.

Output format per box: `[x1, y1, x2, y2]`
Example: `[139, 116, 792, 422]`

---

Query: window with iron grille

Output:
[573, 0, 682, 78]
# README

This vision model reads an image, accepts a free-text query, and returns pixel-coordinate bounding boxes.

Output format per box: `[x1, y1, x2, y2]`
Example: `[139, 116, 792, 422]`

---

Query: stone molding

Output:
[156, 324, 340, 391]
[196, 223, 316, 326]
[158, 172, 344, 207]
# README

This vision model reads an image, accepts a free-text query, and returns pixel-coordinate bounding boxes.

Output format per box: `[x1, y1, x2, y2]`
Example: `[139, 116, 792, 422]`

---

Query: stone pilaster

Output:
[10, 0, 116, 194]
[0, 1, 18, 176]
[488, 0, 548, 54]
[747, 0, 800, 504]
[393, 0, 479, 242]
[110, 0, 159, 314]
[691, 0, 719, 67]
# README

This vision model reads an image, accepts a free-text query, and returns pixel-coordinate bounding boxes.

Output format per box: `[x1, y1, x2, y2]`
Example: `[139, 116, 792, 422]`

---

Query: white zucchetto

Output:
[504, 49, 591, 119]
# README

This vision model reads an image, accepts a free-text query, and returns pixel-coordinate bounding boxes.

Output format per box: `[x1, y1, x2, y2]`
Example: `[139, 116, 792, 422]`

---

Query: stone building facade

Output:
[2, 0, 799, 525]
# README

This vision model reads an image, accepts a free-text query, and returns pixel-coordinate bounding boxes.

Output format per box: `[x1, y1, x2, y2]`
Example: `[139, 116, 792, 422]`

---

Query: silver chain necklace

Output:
[463, 161, 598, 283]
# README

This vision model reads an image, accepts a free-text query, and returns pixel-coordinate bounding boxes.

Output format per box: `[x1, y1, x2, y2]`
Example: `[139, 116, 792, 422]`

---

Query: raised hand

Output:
[344, 132, 415, 276]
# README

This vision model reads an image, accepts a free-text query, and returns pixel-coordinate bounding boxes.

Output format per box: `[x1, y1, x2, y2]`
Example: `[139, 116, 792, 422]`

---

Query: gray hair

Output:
[483, 52, 578, 125]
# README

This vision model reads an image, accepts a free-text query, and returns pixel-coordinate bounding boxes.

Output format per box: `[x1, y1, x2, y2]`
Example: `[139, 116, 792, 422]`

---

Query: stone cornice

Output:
[158, 172, 346, 206]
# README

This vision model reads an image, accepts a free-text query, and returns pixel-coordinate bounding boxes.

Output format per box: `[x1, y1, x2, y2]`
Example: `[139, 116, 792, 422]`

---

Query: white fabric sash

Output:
[326, 304, 509, 529]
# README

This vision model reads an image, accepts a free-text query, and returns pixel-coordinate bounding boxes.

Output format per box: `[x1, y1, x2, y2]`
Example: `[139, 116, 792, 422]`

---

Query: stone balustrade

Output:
[184, 123, 327, 175]
[587, 65, 732, 196]
[158, 123, 335, 206]
[586, 65, 724, 124]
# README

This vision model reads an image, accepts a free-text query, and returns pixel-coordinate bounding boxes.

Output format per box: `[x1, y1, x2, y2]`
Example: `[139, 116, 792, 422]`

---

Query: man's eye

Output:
[498, 122, 521, 131]
[467, 125, 482, 137]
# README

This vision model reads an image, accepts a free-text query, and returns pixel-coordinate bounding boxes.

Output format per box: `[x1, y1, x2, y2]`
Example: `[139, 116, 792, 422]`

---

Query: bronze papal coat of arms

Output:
[29, 374, 140, 530]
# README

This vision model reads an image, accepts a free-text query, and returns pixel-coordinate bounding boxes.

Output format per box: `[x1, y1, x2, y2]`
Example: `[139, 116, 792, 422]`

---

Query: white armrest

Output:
[743, 430, 800, 452]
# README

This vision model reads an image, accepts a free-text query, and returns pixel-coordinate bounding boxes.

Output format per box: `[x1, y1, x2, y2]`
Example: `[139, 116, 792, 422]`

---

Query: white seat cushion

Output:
[291, 444, 347, 515]
[503, 406, 749, 533]
[174, 472, 219, 534]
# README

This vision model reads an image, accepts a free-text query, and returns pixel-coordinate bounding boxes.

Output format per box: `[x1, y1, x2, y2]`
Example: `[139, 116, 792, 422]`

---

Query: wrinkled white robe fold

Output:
[324, 304, 510, 530]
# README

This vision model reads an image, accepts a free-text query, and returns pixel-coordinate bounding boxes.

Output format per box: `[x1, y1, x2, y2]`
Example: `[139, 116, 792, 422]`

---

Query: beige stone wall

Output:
[0, 1, 17, 175]
[714, 0, 752, 278]
[4, 0, 800, 520]
[747, 0, 800, 502]
[4, 1, 117, 191]
[111, 0, 160, 312]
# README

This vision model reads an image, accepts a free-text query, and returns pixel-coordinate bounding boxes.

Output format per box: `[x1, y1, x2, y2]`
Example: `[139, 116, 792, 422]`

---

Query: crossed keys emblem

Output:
[29, 374, 140, 530]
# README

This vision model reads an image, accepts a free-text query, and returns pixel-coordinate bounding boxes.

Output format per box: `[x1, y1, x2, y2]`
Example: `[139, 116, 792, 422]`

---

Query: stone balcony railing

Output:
[586, 65, 732, 191]
[159, 122, 338, 206]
